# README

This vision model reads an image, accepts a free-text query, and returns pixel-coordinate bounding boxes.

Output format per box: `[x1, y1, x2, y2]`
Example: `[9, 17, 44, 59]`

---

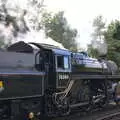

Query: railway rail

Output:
[96, 111, 120, 120]
[52, 104, 120, 120]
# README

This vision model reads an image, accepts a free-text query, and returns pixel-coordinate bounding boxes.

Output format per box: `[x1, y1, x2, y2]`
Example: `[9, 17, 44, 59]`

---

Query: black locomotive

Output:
[0, 41, 119, 120]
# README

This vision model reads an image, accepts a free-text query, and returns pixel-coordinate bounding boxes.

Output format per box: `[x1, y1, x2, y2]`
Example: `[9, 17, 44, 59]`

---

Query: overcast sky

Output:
[44, 0, 120, 48]
[6, 0, 120, 49]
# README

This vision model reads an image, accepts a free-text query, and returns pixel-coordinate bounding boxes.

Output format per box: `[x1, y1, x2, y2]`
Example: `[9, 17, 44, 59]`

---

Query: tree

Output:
[0, 1, 78, 50]
[92, 15, 105, 40]
[26, 0, 45, 30]
[104, 20, 120, 67]
[0, 0, 45, 48]
[41, 11, 78, 51]
[0, 0, 45, 33]
[87, 44, 99, 58]
[113, 21, 120, 40]
[87, 15, 106, 57]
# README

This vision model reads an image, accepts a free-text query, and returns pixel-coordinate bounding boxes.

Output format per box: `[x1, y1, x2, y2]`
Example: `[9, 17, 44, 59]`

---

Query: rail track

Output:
[52, 103, 120, 120]
[96, 111, 120, 120]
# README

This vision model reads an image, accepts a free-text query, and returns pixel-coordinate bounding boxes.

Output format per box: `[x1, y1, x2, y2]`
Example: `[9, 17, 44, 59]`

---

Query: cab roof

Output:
[7, 41, 71, 56]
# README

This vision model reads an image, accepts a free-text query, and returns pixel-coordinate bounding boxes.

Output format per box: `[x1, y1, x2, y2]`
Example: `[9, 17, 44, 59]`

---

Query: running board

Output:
[72, 74, 120, 80]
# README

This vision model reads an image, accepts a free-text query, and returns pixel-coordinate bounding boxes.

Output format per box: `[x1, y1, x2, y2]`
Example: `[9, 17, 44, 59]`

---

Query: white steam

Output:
[17, 30, 65, 49]
[0, 0, 65, 49]
[91, 39, 108, 55]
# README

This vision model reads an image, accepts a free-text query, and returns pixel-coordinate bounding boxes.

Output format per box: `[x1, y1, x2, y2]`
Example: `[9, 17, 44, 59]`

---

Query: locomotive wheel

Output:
[86, 98, 106, 113]
[44, 89, 56, 117]
[44, 89, 71, 117]
[53, 96, 71, 116]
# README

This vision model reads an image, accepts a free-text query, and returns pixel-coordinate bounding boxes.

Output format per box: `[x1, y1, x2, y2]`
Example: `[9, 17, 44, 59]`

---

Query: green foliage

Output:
[89, 16, 120, 67]
[0, 0, 45, 48]
[87, 44, 99, 58]
[87, 15, 106, 58]
[0, 1, 78, 51]
[41, 11, 78, 51]
[104, 20, 120, 67]
[92, 15, 105, 40]
[112, 21, 120, 40]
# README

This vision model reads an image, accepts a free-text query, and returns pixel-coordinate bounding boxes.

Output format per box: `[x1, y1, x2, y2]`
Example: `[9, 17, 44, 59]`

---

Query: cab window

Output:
[35, 52, 44, 71]
[64, 56, 69, 69]
[56, 55, 69, 69]
[57, 56, 64, 69]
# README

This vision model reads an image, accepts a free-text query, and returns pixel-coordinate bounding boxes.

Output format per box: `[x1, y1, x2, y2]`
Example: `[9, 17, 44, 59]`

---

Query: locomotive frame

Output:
[0, 41, 119, 120]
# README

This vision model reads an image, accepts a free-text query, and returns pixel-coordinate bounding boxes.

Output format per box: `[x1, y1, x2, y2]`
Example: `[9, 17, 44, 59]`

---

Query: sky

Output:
[2, 0, 120, 49]
[44, 0, 120, 49]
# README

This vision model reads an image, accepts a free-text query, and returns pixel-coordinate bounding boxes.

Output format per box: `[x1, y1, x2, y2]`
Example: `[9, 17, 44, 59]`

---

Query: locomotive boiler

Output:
[0, 41, 118, 120]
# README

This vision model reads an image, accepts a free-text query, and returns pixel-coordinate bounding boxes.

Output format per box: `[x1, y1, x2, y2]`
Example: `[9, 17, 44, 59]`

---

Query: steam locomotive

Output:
[0, 41, 118, 120]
